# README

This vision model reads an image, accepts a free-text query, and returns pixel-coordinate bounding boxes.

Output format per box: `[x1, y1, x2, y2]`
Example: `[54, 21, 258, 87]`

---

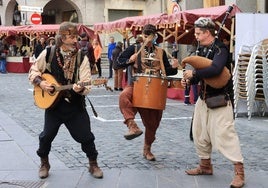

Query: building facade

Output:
[0, 0, 267, 49]
[0, 0, 267, 27]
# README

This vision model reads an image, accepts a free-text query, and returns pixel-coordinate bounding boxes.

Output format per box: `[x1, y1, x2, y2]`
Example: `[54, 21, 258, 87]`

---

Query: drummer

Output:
[117, 24, 179, 161]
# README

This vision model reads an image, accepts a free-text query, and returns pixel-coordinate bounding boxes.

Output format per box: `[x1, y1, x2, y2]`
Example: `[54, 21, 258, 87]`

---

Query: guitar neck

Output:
[54, 78, 108, 92]
[56, 82, 91, 91]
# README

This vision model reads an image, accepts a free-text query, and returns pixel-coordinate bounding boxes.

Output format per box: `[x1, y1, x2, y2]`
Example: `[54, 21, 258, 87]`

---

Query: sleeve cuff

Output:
[33, 76, 43, 86]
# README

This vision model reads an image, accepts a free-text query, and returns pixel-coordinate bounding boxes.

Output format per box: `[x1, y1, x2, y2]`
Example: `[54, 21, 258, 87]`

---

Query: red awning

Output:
[94, 13, 167, 34]
[0, 24, 101, 46]
[0, 25, 59, 36]
[93, 4, 242, 44]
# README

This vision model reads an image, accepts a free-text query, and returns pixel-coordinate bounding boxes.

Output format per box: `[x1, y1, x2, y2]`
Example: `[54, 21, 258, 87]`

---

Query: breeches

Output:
[193, 98, 243, 163]
[119, 86, 163, 145]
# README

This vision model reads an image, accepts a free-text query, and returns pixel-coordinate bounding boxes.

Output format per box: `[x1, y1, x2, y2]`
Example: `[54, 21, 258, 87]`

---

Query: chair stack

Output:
[261, 43, 268, 109]
[245, 42, 268, 120]
[233, 45, 253, 117]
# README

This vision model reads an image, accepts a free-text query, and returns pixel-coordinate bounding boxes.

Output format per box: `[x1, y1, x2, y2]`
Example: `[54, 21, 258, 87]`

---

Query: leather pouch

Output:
[205, 94, 228, 109]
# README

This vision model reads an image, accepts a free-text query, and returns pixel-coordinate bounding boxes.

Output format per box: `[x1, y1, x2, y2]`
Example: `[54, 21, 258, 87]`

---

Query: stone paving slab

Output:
[0, 72, 268, 187]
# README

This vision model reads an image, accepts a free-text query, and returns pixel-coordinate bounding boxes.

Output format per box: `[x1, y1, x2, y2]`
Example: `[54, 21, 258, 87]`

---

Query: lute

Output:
[33, 73, 112, 109]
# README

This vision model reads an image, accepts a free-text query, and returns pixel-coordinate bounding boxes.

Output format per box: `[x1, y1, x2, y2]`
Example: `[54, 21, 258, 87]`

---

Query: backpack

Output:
[78, 41, 95, 67]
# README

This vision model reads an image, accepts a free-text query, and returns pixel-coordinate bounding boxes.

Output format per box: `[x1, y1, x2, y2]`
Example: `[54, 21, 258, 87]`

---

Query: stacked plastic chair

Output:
[262, 42, 268, 108]
[245, 40, 268, 120]
[233, 45, 253, 117]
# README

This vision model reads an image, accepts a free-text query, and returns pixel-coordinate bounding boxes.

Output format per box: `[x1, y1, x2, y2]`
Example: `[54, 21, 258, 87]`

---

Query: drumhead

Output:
[133, 73, 167, 80]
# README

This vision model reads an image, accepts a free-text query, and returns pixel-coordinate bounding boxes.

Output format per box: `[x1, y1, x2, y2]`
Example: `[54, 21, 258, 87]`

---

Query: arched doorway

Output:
[42, 0, 81, 24]
[5, 0, 20, 26]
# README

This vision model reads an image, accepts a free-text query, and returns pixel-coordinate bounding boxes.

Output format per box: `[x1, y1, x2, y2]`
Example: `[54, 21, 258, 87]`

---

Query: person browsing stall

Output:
[117, 24, 179, 161]
[28, 22, 103, 179]
[112, 41, 124, 91]
[107, 36, 116, 78]
[92, 38, 103, 78]
[78, 32, 95, 72]
[34, 36, 46, 59]
[181, 17, 245, 188]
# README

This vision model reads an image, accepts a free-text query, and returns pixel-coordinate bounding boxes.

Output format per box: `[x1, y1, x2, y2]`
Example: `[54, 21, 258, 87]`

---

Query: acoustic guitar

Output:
[33, 73, 111, 109]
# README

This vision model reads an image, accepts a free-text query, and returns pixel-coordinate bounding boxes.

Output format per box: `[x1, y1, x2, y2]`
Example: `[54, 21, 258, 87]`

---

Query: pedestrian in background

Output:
[77, 32, 96, 73]
[112, 41, 124, 91]
[46, 37, 55, 48]
[183, 64, 199, 105]
[0, 37, 8, 73]
[34, 36, 46, 59]
[107, 36, 116, 78]
[182, 17, 245, 188]
[28, 21, 103, 179]
[183, 42, 199, 105]
[92, 38, 102, 78]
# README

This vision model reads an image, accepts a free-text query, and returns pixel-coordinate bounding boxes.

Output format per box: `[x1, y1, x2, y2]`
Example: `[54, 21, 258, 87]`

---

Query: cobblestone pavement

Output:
[0, 72, 267, 173]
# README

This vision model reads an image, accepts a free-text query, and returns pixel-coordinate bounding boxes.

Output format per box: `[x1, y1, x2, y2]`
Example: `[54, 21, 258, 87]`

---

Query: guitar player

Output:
[28, 22, 103, 179]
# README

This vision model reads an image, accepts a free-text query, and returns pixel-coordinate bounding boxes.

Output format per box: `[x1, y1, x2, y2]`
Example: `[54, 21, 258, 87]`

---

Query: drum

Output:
[133, 74, 168, 110]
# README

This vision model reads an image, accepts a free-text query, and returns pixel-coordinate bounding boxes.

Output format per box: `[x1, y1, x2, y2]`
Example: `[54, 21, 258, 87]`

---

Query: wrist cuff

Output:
[33, 76, 43, 86]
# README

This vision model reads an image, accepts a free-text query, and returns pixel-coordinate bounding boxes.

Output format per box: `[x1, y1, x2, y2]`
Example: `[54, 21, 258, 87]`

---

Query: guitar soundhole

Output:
[48, 86, 56, 96]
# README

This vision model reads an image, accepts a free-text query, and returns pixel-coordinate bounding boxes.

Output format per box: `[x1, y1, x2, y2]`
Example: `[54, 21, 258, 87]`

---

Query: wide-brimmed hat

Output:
[47, 37, 55, 42]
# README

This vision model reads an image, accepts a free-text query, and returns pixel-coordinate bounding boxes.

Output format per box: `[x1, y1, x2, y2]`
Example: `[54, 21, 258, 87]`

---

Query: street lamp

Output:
[13, 10, 21, 25]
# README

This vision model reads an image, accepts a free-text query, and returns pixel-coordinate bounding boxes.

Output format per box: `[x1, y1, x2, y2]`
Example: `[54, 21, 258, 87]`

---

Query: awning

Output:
[0, 24, 100, 46]
[93, 4, 242, 45]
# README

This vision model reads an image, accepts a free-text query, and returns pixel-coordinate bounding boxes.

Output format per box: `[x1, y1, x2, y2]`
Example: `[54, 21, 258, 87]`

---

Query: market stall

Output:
[0, 24, 100, 73]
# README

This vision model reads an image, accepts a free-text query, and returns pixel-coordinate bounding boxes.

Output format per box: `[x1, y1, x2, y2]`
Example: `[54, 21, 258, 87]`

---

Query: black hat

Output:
[80, 32, 87, 38]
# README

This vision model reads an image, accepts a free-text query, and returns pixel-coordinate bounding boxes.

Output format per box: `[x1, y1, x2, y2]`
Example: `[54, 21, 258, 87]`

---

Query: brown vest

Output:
[134, 45, 165, 76]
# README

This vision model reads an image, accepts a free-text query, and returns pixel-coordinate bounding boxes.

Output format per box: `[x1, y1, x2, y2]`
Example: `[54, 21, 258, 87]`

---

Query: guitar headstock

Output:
[91, 78, 113, 92]
[92, 78, 108, 86]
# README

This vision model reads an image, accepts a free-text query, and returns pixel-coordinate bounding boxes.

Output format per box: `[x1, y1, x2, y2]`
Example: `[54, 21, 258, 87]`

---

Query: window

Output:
[203, 0, 224, 7]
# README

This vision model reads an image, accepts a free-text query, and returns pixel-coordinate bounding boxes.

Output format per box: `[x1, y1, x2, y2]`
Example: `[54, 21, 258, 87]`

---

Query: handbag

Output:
[205, 94, 228, 109]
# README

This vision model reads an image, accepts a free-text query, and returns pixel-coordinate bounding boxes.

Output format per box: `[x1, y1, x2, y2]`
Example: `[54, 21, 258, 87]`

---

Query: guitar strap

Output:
[46, 45, 56, 72]
[86, 96, 98, 117]
[46, 46, 82, 83]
